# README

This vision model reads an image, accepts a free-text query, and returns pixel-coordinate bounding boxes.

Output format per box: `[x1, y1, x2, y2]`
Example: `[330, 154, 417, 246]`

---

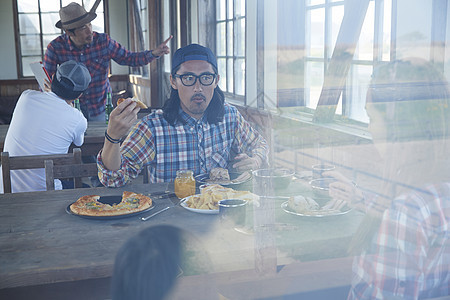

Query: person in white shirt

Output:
[0, 60, 91, 193]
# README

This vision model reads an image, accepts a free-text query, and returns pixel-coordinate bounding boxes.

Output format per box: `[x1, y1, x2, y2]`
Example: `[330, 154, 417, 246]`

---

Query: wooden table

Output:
[0, 122, 106, 156]
[0, 180, 363, 299]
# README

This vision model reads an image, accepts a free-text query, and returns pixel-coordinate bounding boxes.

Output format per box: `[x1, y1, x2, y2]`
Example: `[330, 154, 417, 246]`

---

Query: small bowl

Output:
[252, 168, 295, 190]
[309, 177, 337, 204]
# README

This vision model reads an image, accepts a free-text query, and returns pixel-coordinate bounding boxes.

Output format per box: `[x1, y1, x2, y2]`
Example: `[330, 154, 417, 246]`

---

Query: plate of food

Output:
[67, 191, 154, 220]
[180, 184, 258, 214]
[195, 167, 252, 186]
[281, 195, 351, 217]
[180, 195, 219, 214]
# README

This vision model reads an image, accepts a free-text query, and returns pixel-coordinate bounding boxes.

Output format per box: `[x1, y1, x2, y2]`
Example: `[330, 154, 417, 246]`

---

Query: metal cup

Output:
[312, 164, 335, 179]
[218, 199, 247, 227]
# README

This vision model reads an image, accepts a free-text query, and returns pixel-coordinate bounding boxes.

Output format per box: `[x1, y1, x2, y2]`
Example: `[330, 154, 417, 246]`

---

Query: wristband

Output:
[105, 130, 125, 144]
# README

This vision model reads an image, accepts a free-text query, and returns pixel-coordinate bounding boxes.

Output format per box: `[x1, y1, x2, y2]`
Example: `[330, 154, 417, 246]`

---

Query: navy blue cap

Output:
[171, 44, 217, 74]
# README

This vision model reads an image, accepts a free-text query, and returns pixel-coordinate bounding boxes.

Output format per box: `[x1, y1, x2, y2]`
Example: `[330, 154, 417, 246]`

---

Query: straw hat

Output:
[55, 2, 97, 30]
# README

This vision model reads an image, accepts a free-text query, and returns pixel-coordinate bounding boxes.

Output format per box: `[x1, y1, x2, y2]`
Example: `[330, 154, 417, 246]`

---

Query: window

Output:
[304, 0, 392, 123]
[216, 0, 246, 99]
[15, 0, 104, 78]
[130, 0, 149, 77]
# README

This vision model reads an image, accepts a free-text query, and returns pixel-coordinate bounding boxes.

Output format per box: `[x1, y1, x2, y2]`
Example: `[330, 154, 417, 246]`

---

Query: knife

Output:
[148, 191, 176, 199]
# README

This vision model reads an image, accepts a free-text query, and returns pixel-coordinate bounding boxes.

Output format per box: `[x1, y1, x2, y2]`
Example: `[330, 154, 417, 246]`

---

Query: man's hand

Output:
[232, 153, 262, 172]
[101, 98, 141, 172]
[43, 78, 51, 92]
[106, 98, 140, 141]
[152, 35, 173, 57]
[323, 171, 364, 210]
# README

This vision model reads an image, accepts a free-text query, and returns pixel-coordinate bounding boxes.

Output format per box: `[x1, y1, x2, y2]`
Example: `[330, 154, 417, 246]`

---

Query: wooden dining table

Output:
[0, 121, 106, 156]
[0, 177, 363, 299]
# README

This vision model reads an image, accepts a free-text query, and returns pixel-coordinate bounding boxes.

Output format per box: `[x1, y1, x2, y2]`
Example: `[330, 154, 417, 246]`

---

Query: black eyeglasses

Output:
[173, 73, 216, 86]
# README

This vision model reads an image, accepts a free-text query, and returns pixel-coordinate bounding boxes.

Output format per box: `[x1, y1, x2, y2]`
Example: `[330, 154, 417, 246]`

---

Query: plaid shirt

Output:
[349, 183, 450, 300]
[44, 32, 156, 118]
[98, 103, 268, 185]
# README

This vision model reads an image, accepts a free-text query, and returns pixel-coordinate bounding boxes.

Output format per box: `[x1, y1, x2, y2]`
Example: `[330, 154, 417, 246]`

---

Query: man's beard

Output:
[188, 93, 207, 115]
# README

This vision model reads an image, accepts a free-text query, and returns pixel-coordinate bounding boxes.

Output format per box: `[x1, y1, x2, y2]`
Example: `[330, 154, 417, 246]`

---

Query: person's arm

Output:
[101, 98, 140, 171]
[97, 99, 156, 187]
[148, 35, 172, 57]
[231, 110, 269, 171]
[109, 35, 172, 66]
[324, 170, 389, 215]
[72, 114, 88, 147]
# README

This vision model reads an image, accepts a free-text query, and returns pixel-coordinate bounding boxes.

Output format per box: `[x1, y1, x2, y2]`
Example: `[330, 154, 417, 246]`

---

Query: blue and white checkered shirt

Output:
[98, 103, 268, 185]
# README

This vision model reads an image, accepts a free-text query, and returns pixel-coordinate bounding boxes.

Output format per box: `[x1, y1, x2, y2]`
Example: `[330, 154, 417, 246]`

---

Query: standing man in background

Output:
[44, 1, 172, 121]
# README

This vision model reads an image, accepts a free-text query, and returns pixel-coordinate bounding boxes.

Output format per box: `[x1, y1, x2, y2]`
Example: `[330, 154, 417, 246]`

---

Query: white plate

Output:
[281, 201, 352, 217]
[180, 195, 219, 215]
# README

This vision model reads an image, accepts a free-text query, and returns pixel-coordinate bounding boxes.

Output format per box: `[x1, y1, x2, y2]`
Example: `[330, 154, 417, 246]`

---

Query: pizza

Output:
[70, 191, 152, 217]
[117, 97, 148, 109]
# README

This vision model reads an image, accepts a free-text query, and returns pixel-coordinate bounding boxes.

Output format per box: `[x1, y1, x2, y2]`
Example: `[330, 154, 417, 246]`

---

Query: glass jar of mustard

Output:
[174, 170, 196, 199]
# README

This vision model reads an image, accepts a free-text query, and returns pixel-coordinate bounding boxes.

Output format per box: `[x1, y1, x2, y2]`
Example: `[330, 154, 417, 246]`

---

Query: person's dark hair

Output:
[111, 225, 183, 300]
[163, 65, 225, 125]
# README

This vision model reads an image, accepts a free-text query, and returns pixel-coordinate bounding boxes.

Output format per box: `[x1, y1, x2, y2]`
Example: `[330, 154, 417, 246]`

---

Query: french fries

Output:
[185, 184, 257, 210]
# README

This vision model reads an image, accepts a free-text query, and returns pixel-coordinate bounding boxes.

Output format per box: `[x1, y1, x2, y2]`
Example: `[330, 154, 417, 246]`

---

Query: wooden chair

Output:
[44, 160, 99, 190]
[1, 148, 82, 193]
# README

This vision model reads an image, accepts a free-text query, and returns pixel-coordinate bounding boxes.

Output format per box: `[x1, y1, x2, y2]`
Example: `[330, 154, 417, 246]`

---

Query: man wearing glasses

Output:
[98, 44, 268, 185]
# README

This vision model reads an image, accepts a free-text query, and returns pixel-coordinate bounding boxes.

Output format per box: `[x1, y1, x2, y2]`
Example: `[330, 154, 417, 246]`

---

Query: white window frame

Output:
[216, 0, 247, 102]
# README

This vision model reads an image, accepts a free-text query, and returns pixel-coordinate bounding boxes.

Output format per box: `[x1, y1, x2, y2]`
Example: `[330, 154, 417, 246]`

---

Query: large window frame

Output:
[216, 0, 246, 102]
[305, 0, 392, 123]
[14, 0, 105, 78]
[130, 0, 150, 77]
[212, 0, 393, 123]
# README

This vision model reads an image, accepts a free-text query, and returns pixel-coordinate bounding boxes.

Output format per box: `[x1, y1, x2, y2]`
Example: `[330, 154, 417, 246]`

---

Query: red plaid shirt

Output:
[349, 183, 450, 299]
[44, 32, 156, 118]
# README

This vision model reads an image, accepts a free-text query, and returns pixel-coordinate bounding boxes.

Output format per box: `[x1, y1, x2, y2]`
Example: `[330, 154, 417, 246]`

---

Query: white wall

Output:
[108, 0, 131, 75]
[0, 0, 18, 79]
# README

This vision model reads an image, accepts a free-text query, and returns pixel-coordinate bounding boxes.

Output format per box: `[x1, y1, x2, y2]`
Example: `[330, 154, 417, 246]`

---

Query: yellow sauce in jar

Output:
[174, 170, 196, 199]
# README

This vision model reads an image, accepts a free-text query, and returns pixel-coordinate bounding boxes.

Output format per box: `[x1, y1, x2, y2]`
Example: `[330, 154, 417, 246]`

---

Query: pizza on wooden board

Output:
[70, 191, 152, 216]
